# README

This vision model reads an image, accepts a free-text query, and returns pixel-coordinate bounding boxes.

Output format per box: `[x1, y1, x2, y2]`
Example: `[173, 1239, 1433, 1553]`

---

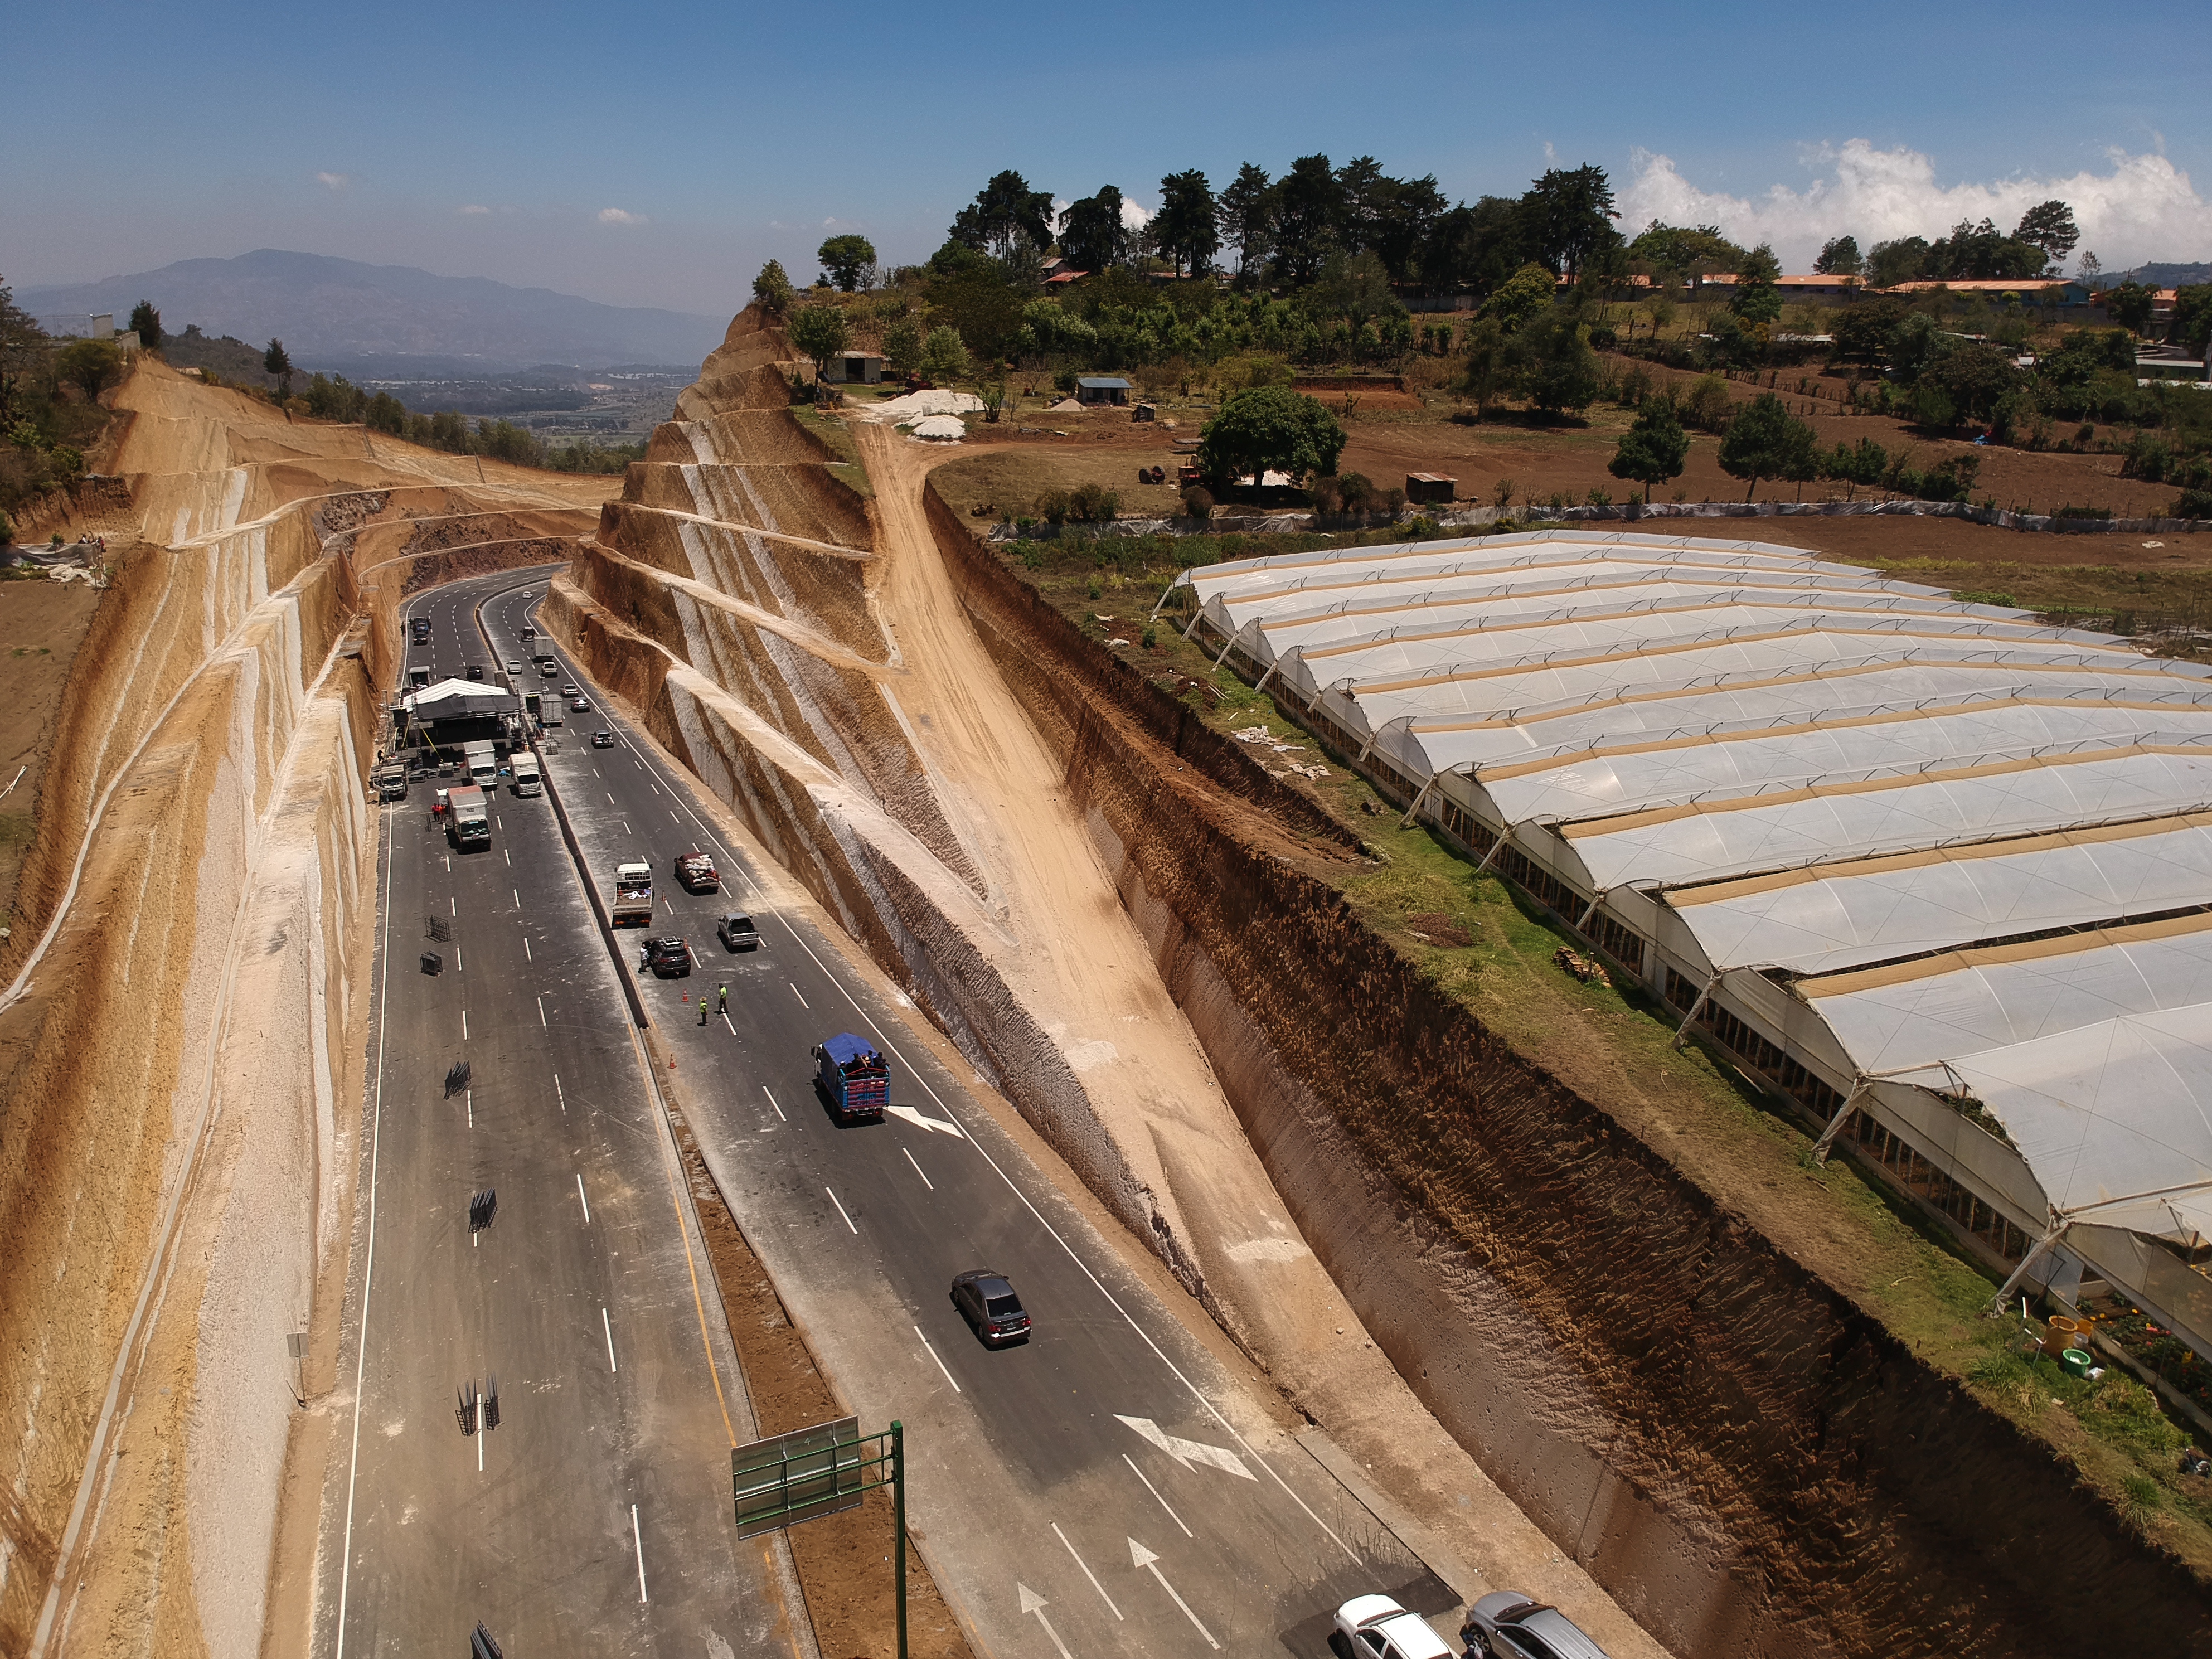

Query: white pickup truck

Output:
[610, 860, 653, 927]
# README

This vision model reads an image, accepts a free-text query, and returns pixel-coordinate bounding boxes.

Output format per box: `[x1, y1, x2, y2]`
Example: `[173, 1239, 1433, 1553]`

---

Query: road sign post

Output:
[732, 1415, 908, 1659]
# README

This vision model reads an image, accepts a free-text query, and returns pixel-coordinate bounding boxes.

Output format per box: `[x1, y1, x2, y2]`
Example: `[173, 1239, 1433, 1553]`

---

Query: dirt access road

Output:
[856, 422, 1675, 1659]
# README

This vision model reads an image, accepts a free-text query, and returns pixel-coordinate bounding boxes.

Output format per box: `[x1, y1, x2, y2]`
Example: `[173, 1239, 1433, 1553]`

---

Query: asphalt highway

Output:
[312, 569, 801, 1659]
[470, 572, 1460, 1658]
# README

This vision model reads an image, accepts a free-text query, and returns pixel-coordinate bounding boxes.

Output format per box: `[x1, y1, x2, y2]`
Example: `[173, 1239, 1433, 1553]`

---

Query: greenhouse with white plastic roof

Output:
[1164, 528, 2212, 1371]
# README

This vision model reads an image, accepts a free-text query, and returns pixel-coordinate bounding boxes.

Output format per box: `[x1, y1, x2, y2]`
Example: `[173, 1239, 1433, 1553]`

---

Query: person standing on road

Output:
[699, 992, 709, 1025]
[717, 983, 729, 1020]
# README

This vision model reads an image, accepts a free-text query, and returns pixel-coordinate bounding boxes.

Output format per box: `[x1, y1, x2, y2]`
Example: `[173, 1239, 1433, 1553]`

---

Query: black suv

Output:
[950, 1270, 1030, 1346]
[640, 937, 692, 977]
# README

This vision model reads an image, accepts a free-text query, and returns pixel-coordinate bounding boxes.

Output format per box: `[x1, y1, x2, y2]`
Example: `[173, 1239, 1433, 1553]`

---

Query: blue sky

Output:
[7, 0, 2210, 314]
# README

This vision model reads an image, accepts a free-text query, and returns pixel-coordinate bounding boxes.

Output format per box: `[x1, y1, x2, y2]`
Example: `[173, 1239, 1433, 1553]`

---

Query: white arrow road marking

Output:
[1128, 1537, 1217, 1650]
[886, 1104, 967, 1138]
[1017, 1585, 1073, 1659]
[1116, 1415, 1254, 1479]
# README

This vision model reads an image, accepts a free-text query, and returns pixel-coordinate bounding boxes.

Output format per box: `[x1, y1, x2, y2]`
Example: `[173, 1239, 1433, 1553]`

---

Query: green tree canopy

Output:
[1825, 436, 1887, 499]
[1520, 164, 1621, 280]
[787, 303, 852, 379]
[263, 337, 293, 396]
[2013, 200, 2079, 267]
[1729, 244, 1783, 323]
[1270, 154, 1341, 285]
[881, 317, 924, 377]
[128, 300, 162, 351]
[1480, 262, 1556, 332]
[58, 337, 124, 402]
[1057, 186, 1135, 272]
[1867, 236, 1931, 289]
[816, 235, 876, 293]
[1628, 221, 1746, 284]
[753, 259, 795, 316]
[0, 276, 48, 425]
[1813, 235, 1862, 276]
[1215, 163, 1275, 279]
[1196, 385, 1346, 489]
[1152, 169, 1218, 276]
[1607, 397, 1690, 493]
[2108, 281, 2157, 334]
[2170, 285, 2212, 355]
[1716, 391, 1816, 500]
[1511, 310, 1602, 418]
[918, 326, 970, 386]
[950, 170, 1055, 261]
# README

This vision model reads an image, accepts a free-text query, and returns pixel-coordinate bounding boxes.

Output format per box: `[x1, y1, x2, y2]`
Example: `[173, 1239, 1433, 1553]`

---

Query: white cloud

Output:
[458, 203, 492, 216]
[1619, 139, 2212, 272]
[598, 206, 647, 225]
[315, 171, 350, 192]
[1120, 196, 1153, 233]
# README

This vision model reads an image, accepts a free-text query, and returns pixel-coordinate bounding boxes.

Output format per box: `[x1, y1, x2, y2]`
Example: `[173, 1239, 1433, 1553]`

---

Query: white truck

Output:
[610, 860, 653, 928]
[446, 784, 492, 851]
[463, 740, 499, 785]
[511, 753, 541, 797]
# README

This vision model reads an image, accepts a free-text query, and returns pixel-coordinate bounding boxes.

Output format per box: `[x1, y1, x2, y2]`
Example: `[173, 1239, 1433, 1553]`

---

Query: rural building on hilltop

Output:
[821, 351, 886, 385]
[1076, 376, 1131, 407]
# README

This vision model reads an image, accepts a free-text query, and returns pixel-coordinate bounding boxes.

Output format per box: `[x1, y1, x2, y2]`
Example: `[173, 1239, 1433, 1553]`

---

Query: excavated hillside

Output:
[552, 306, 2211, 1659]
[0, 360, 606, 1658]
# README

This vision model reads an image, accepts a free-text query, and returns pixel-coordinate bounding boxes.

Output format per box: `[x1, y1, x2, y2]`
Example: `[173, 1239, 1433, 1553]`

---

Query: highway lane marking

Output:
[761, 1085, 785, 1121]
[512, 889, 520, 909]
[1050, 1523, 1120, 1618]
[913, 1326, 960, 1394]
[886, 1104, 964, 1139]
[826, 1186, 857, 1233]
[466, 1090, 473, 1130]
[1122, 1453, 1193, 1538]
[332, 801, 399, 1659]
[789, 983, 809, 1010]
[670, 809, 680, 823]
[454, 947, 463, 973]
[1117, 1415, 1254, 1480]
[622, 820, 632, 835]
[504, 848, 511, 866]
[537, 997, 547, 1029]
[461, 1010, 469, 1041]
[522, 935, 531, 962]
[607, 792, 615, 804]
[721, 1010, 736, 1035]
[1018, 1585, 1076, 1659]
[554, 1073, 566, 1112]
[603, 1307, 618, 1372]
[902, 1147, 933, 1191]
[631, 1504, 648, 1603]
[555, 666, 1358, 1546]
[449, 895, 456, 915]
[1129, 1538, 1216, 1650]
[576, 1173, 591, 1224]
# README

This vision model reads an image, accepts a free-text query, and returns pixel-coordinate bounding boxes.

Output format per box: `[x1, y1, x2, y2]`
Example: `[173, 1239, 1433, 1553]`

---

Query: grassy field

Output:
[790, 404, 874, 498]
[978, 508, 2212, 1561]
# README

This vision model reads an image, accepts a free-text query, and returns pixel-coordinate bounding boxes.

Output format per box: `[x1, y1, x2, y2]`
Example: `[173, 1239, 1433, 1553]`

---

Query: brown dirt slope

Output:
[0, 358, 611, 1657]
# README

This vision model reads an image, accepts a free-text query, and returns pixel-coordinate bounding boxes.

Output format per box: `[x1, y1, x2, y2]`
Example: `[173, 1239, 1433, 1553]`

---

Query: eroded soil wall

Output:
[926, 484, 2212, 1659]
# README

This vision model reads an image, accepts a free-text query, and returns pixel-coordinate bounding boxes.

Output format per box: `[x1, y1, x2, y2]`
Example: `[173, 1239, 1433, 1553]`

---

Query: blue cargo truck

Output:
[813, 1034, 888, 1123]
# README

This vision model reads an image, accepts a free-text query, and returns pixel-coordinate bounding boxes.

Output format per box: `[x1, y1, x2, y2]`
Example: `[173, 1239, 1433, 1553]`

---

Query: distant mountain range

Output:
[2110, 263, 2211, 289]
[20, 249, 726, 370]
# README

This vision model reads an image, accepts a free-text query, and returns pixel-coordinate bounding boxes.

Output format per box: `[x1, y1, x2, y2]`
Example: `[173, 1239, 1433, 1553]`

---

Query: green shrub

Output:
[1034, 488, 1071, 524]
[1678, 374, 1734, 433]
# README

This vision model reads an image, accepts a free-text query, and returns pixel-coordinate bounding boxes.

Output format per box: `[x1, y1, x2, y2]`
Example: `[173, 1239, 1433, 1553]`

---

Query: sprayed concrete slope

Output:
[0, 361, 606, 1657]
[552, 308, 1671, 1656]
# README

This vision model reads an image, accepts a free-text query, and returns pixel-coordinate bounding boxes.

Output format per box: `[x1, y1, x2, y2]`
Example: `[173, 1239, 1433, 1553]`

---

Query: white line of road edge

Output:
[556, 618, 1359, 1563]
[1050, 1522, 1121, 1619]
[914, 1326, 961, 1394]
[333, 797, 397, 1659]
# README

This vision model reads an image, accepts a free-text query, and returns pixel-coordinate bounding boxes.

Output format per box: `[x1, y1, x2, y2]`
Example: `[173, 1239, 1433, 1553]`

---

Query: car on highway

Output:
[1460, 1593, 1612, 1659]
[570, 696, 592, 713]
[716, 913, 760, 951]
[1331, 1595, 1455, 1659]
[562, 683, 579, 697]
[465, 663, 484, 681]
[675, 852, 719, 892]
[506, 659, 521, 673]
[639, 937, 693, 977]
[539, 661, 559, 677]
[592, 730, 615, 748]
[949, 1270, 1031, 1346]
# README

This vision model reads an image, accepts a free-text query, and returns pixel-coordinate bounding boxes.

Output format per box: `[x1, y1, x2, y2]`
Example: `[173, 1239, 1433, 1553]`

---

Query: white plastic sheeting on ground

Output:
[909, 414, 967, 441]
[1171, 528, 2212, 1311]
[850, 389, 986, 425]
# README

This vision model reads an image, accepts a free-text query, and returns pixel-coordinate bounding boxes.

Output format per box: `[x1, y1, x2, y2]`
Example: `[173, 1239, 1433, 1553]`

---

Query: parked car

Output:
[639, 937, 693, 977]
[570, 696, 592, 713]
[1461, 1594, 1612, 1659]
[592, 730, 615, 748]
[949, 1270, 1031, 1346]
[675, 852, 719, 892]
[1331, 1597, 1454, 1659]
[716, 913, 760, 951]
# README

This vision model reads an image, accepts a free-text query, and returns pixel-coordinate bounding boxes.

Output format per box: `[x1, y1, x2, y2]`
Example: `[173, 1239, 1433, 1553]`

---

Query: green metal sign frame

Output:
[733, 1417, 908, 1659]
